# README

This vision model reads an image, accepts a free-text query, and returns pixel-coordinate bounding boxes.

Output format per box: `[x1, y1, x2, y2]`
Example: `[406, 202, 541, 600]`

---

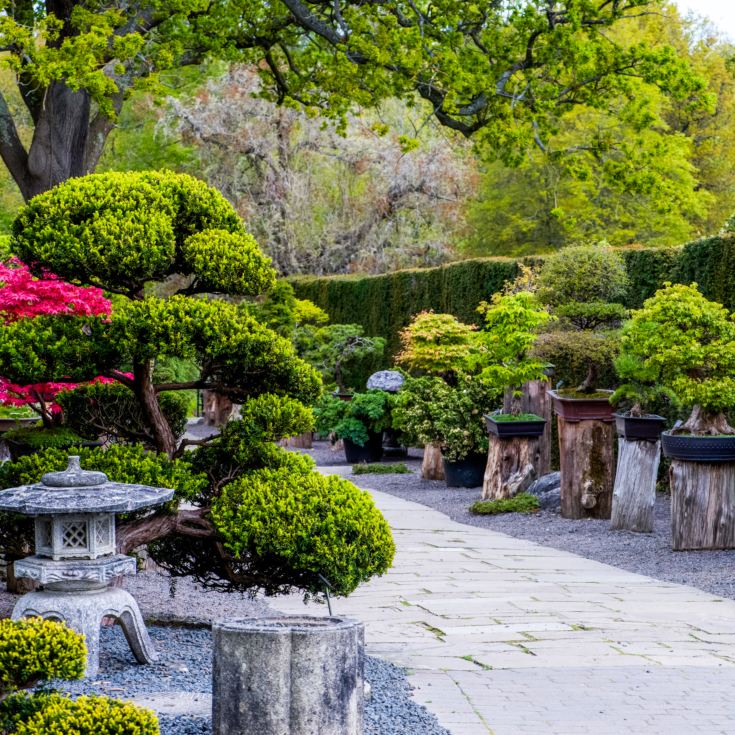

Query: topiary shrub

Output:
[313, 390, 393, 447]
[0, 618, 85, 697]
[0, 619, 158, 735]
[9, 694, 159, 735]
[210, 464, 395, 598]
[3, 426, 85, 452]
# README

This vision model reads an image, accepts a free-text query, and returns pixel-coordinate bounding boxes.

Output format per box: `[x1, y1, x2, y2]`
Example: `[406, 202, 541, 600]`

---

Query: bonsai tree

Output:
[473, 291, 553, 416]
[535, 244, 629, 393]
[396, 312, 478, 381]
[0, 618, 158, 734]
[0, 171, 395, 599]
[616, 283, 735, 435]
[314, 390, 393, 447]
[392, 375, 496, 462]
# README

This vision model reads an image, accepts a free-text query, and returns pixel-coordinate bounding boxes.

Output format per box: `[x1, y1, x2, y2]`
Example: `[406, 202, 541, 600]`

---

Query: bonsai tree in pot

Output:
[472, 290, 553, 500]
[392, 374, 495, 488]
[536, 244, 629, 412]
[615, 282, 735, 548]
[314, 389, 394, 463]
[534, 244, 629, 520]
[475, 290, 553, 435]
[395, 311, 479, 479]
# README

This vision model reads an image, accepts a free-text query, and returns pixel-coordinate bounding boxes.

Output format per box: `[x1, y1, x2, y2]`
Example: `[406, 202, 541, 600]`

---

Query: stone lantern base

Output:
[11, 555, 156, 676]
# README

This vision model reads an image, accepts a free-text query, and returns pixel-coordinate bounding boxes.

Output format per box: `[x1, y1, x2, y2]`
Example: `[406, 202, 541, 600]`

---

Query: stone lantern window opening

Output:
[34, 513, 116, 561]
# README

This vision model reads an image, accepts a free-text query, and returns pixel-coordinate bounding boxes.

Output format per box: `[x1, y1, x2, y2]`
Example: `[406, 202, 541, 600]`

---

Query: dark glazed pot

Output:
[549, 389, 615, 423]
[442, 453, 486, 488]
[485, 414, 546, 438]
[382, 428, 408, 458]
[343, 432, 384, 464]
[661, 431, 735, 463]
[614, 413, 667, 442]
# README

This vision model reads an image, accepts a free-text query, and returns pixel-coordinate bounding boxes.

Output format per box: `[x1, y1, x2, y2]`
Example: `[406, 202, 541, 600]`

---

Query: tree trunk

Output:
[611, 438, 660, 533]
[422, 442, 445, 480]
[482, 434, 540, 500]
[203, 390, 236, 426]
[133, 360, 176, 457]
[677, 405, 735, 436]
[117, 508, 213, 555]
[558, 417, 615, 519]
[24, 82, 91, 199]
[523, 379, 552, 475]
[670, 460, 735, 550]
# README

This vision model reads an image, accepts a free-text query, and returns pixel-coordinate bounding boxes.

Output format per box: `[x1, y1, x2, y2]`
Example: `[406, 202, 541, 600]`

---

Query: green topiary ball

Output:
[11, 693, 159, 735]
[0, 619, 85, 695]
[211, 466, 395, 597]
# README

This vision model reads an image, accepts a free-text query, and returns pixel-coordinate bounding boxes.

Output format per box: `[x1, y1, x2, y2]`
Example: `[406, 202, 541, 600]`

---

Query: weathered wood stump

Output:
[670, 460, 735, 550]
[611, 438, 660, 533]
[482, 434, 541, 500]
[422, 442, 445, 480]
[517, 380, 552, 476]
[558, 417, 615, 519]
[281, 432, 313, 449]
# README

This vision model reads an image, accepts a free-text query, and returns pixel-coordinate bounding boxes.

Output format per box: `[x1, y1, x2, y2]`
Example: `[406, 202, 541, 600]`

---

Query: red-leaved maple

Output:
[0, 259, 112, 425]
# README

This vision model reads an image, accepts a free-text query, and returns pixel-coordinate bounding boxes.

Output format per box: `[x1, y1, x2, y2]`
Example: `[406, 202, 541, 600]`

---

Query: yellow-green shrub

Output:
[0, 618, 85, 696]
[11, 693, 159, 735]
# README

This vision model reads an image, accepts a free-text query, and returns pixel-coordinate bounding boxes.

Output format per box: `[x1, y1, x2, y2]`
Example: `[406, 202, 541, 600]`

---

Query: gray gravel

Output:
[335, 449, 735, 601]
[59, 625, 450, 735]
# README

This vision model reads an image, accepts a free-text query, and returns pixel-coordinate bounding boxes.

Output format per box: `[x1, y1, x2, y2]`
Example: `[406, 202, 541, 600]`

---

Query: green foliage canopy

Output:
[615, 283, 735, 427]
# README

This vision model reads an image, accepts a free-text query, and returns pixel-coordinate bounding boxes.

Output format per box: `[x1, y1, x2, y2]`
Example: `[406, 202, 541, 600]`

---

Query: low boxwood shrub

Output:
[211, 464, 395, 597]
[469, 493, 540, 515]
[0, 619, 158, 735]
[9, 693, 159, 735]
[0, 618, 85, 696]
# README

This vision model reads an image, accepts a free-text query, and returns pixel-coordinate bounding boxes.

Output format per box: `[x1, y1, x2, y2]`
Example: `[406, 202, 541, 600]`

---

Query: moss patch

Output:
[469, 493, 540, 515]
[352, 463, 411, 475]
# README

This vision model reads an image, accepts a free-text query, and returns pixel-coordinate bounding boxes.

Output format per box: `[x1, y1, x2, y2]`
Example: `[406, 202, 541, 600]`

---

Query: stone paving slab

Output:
[276, 479, 735, 734]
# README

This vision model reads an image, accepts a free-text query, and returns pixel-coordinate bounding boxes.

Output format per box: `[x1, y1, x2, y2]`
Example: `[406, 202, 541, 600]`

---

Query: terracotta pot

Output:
[549, 389, 615, 422]
[614, 413, 667, 442]
[661, 431, 735, 463]
[485, 414, 546, 438]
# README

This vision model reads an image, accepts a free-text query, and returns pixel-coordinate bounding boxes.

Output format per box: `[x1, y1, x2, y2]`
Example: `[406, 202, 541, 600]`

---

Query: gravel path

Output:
[331, 452, 735, 601]
[60, 625, 450, 735]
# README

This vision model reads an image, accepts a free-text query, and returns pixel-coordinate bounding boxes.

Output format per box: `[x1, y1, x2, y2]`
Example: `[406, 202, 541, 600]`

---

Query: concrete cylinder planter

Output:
[212, 616, 365, 735]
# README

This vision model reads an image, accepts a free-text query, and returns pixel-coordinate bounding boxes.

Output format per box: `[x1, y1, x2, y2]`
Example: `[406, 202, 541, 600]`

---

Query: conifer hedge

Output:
[290, 234, 735, 359]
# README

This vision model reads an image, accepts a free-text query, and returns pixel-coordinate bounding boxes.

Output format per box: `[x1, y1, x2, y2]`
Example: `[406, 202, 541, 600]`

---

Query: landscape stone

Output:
[366, 371, 405, 393]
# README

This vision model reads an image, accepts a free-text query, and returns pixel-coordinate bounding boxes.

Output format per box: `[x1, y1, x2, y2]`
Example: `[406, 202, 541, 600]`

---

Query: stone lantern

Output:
[0, 456, 174, 675]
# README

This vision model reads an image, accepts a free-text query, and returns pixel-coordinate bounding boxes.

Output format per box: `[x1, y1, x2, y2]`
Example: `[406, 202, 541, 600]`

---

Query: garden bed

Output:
[294, 442, 735, 602]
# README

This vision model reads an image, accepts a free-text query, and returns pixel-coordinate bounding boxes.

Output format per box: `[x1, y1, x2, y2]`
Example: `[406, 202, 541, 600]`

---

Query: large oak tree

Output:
[0, 1, 705, 198]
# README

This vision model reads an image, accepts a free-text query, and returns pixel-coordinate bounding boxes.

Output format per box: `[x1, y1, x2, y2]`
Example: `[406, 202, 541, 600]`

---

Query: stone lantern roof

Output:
[0, 456, 175, 515]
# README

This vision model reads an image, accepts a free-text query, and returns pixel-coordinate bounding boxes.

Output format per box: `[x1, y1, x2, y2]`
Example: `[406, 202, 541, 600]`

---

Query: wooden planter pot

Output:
[550, 390, 615, 520]
[662, 432, 735, 550]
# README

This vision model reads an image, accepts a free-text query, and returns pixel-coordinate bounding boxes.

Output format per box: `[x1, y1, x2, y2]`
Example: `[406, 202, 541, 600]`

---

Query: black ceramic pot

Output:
[343, 432, 384, 464]
[382, 428, 408, 458]
[485, 414, 546, 438]
[661, 431, 735, 463]
[442, 453, 486, 488]
[614, 413, 667, 442]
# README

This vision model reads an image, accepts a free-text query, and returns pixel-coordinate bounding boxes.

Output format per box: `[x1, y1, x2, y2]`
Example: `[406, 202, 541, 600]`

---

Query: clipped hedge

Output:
[290, 235, 735, 360]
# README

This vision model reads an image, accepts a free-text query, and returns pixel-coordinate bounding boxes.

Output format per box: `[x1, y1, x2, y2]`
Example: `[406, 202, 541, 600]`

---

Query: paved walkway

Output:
[276, 475, 735, 735]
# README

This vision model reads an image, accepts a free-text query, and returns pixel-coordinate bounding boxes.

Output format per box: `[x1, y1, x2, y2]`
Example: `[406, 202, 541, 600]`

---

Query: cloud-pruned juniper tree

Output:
[0, 170, 396, 597]
[0, 1, 706, 198]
